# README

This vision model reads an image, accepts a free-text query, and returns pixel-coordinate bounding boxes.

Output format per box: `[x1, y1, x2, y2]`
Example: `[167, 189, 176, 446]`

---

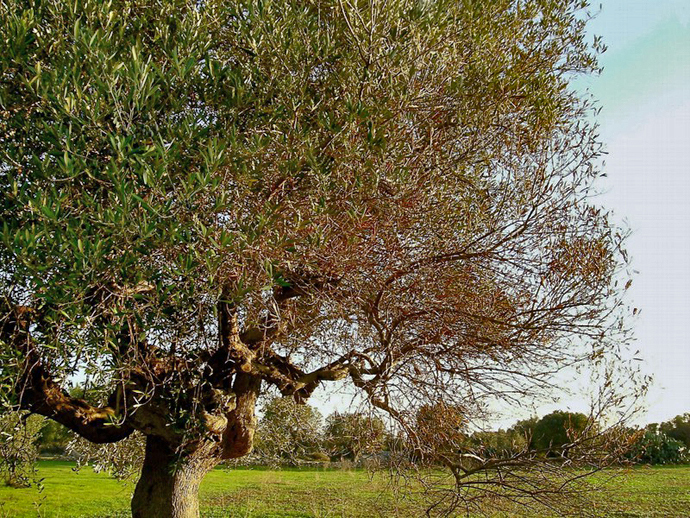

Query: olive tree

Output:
[324, 412, 386, 462]
[0, 410, 43, 487]
[253, 396, 323, 465]
[1, 0, 638, 516]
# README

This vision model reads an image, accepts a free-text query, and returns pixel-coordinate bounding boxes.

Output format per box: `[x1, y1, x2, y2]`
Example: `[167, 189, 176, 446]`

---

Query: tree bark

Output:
[222, 373, 261, 459]
[131, 436, 219, 518]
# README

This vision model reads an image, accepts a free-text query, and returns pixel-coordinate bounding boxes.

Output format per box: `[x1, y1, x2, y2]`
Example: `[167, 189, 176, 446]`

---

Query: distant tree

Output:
[531, 411, 590, 456]
[660, 414, 690, 448]
[253, 397, 323, 465]
[0, 411, 43, 487]
[510, 417, 540, 449]
[37, 420, 73, 455]
[324, 412, 386, 462]
[468, 429, 529, 459]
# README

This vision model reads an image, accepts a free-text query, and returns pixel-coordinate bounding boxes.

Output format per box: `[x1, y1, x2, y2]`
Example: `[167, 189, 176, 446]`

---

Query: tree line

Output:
[3, 402, 688, 488]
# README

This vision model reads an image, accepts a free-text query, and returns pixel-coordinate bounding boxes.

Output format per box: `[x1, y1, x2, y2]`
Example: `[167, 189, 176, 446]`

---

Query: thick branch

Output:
[222, 372, 261, 459]
[19, 367, 134, 443]
[1, 301, 134, 443]
[251, 350, 369, 403]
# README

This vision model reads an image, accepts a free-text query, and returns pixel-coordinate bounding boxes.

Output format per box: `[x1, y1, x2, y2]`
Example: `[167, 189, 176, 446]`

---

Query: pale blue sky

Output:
[580, 0, 690, 425]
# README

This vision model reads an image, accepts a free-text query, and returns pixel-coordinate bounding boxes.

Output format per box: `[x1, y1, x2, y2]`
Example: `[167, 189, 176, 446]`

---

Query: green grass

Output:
[0, 462, 422, 518]
[590, 465, 690, 517]
[0, 461, 132, 518]
[0, 462, 689, 517]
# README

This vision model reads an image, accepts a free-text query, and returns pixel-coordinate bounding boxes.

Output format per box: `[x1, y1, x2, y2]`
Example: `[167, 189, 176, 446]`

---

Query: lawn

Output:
[0, 461, 689, 517]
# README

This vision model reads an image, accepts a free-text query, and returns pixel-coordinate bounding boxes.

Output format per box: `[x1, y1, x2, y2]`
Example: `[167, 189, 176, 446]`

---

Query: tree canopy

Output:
[529, 410, 591, 456]
[324, 411, 386, 462]
[659, 413, 690, 448]
[253, 396, 323, 465]
[1, 0, 638, 516]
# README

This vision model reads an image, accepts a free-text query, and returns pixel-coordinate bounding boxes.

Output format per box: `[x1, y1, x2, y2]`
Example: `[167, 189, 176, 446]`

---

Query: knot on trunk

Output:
[201, 411, 228, 435]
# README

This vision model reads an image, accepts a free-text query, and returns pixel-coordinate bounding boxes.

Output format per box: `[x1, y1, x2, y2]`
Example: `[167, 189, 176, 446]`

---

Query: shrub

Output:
[627, 430, 687, 465]
[0, 411, 43, 487]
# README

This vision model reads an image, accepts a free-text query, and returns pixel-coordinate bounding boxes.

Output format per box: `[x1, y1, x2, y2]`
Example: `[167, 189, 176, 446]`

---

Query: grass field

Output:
[0, 461, 689, 517]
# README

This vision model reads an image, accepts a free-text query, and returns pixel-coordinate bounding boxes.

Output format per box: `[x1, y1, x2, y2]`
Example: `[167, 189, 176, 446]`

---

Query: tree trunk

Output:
[131, 436, 219, 518]
[131, 374, 261, 517]
[222, 373, 261, 459]
[352, 450, 361, 465]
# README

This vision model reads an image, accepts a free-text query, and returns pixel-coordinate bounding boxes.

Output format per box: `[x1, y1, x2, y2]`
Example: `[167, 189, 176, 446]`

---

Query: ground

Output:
[0, 461, 689, 517]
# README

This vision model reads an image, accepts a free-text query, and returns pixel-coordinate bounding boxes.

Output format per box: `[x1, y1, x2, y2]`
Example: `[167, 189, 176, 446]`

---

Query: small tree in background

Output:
[413, 403, 467, 465]
[253, 397, 323, 466]
[531, 411, 591, 457]
[324, 412, 386, 463]
[0, 411, 43, 487]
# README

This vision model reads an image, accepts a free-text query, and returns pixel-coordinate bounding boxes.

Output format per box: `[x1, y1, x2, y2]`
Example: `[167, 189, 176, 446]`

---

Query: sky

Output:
[581, 0, 690, 425]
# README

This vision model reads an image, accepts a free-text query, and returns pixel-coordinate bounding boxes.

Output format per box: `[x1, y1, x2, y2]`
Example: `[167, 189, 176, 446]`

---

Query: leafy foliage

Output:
[0, 411, 43, 487]
[531, 410, 591, 455]
[659, 413, 690, 449]
[627, 429, 687, 465]
[67, 431, 146, 480]
[253, 397, 323, 465]
[324, 412, 386, 461]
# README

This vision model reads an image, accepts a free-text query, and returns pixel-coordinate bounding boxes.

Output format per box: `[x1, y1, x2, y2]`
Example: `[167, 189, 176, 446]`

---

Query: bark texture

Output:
[222, 373, 261, 459]
[130, 375, 262, 517]
[131, 437, 219, 518]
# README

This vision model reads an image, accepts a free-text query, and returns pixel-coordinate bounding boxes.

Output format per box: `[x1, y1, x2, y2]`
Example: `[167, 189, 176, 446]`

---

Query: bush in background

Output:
[627, 430, 687, 465]
[0, 411, 43, 487]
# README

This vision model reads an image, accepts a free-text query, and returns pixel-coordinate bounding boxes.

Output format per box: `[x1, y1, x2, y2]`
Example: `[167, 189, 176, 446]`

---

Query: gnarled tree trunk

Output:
[131, 374, 261, 518]
[131, 437, 219, 518]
